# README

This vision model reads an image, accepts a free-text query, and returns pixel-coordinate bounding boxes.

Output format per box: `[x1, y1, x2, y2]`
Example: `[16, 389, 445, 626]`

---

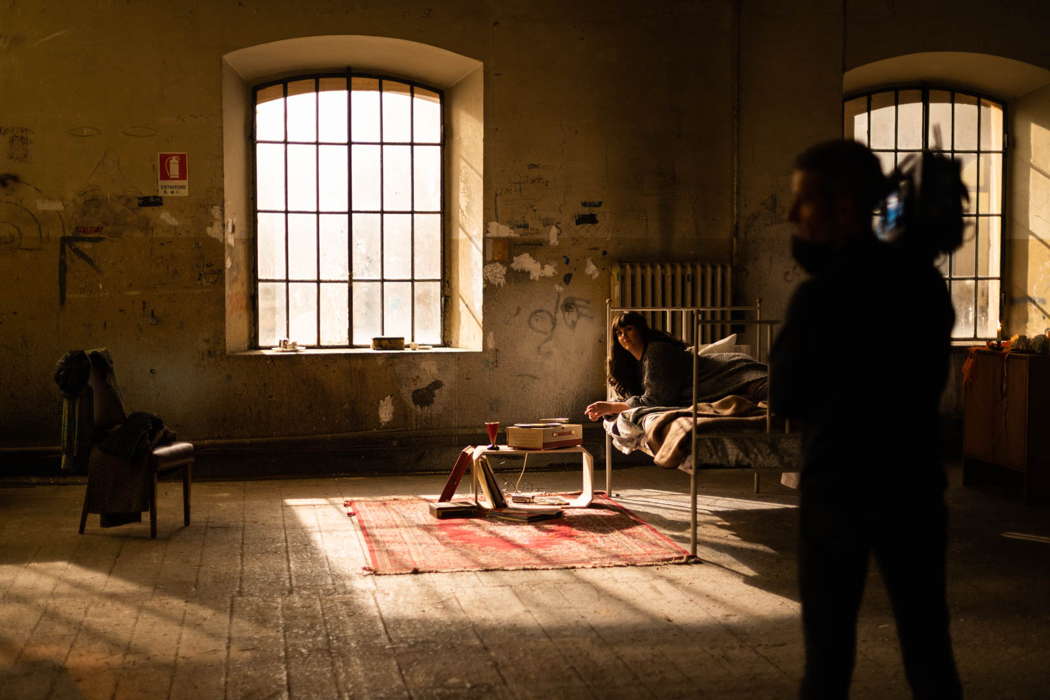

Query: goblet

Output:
[484, 421, 499, 448]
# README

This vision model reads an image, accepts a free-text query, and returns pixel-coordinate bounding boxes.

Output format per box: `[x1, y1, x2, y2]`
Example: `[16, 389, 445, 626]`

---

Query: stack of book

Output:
[428, 501, 482, 519]
[487, 507, 563, 523]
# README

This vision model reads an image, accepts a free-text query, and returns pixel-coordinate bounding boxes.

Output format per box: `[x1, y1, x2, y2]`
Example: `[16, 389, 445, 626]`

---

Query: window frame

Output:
[842, 85, 1007, 342]
[250, 68, 447, 349]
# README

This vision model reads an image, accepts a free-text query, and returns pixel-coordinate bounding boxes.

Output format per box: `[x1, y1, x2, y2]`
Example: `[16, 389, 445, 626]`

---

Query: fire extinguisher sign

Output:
[158, 152, 189, 196]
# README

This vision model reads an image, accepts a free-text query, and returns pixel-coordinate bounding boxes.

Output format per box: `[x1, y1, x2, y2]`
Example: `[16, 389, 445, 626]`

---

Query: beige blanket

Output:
[646, 395, 768, 469]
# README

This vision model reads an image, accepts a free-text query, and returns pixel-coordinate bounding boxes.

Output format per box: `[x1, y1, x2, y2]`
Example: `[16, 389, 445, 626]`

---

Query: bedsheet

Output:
[606, 396, 801, 473]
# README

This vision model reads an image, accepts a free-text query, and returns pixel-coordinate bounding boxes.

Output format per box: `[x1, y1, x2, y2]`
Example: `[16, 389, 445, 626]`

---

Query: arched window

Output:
[253, 73, 444, 348]
[843, 88, 1005, 341]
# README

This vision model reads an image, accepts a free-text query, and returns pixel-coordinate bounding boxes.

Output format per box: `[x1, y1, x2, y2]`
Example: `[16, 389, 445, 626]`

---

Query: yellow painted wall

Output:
[4, 0, 1050, 449]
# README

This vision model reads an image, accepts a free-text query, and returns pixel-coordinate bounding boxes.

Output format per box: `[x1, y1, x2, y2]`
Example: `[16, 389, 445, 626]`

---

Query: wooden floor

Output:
[1, 464, 1048, 699]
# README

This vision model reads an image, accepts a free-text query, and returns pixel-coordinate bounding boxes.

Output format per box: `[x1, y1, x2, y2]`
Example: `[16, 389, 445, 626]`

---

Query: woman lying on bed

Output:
[584, 311, 768, 422]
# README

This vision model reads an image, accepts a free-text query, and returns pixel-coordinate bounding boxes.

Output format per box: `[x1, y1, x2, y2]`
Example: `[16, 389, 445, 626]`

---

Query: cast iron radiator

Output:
[610, 262, 733, 345]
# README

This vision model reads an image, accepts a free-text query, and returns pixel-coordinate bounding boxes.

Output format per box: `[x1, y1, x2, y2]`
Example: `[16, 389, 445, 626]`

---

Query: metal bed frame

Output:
[603, 299, 794, 559]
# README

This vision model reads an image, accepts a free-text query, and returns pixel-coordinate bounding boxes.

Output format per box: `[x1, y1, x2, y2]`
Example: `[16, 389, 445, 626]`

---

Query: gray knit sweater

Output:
[623, 341, 767, 408]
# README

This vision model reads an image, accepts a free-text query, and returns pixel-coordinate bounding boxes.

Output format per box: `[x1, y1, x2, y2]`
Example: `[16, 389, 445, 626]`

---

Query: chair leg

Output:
[183, 461, 192, 526]
[150, 471, 158, 539]
[78, 498, 89, 534]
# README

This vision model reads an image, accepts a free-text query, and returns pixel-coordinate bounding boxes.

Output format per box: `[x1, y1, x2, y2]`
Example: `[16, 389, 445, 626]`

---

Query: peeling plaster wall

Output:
[0, 0, 735, 447]
[736, 0, 1050, 327]
[5, 0, 1050, 452]
[734, 0, 842, 322]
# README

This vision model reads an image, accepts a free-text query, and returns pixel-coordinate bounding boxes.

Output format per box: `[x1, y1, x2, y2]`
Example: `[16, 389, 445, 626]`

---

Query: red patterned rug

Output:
[347, 495, 689, 574]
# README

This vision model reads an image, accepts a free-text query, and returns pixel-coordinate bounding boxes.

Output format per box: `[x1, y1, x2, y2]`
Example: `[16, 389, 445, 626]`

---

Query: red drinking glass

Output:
[485, 421, 499, 448]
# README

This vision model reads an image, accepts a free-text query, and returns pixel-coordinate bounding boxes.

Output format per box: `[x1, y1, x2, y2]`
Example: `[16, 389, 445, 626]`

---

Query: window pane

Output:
[843, 96, 868, 143]
[956, 153, 977, 214]
[415, 281, 441, 344]
[351, 77, 380, 142]
[255, 84, 284, 141]
[414, 146, 441, 211]
[980, 99, 1004, 151]
[952, 217, 977, 277]
[352, 281, 381, 344]
[414, 214, 441, 278]
[288, 214, 317, 280]
[352, 213, 381, 278]
[929, 90, 952, 149]
[257, 213, 285, 280]
[874, 150, 895, 176]
[869, 91, 895, 149]
[258, 282, 286, 347]
[320, 283, 348, 346]
[898, 90, 923, 149]
[977, 279, 1000, 339]
[384, 214, 412, 278]
[318, 77, 348, 143]
[382, 80, 412, 142]
[979, 153, 1003, 214]
[414, 88, 441, 143]
[289, 282, 317, 346]
[318, 145, 348, 211]
[351, 145, 381, 210]
[954, 93, 978, 151]
[384, 282, 412, 339]
[319, 214, 348, 280]
[383, 145, 411, 210]
[287, 145, 317, 211]
[977, 217, 1002, 277]
[951, 280, 976, 338]
[256, 144, 285, 210]
[286, 79, 316, 142]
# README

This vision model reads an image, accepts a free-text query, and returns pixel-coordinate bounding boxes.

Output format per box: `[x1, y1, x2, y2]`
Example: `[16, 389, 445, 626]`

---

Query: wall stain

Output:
[411, 379, 444, 407]
[1, 127, 32, 162]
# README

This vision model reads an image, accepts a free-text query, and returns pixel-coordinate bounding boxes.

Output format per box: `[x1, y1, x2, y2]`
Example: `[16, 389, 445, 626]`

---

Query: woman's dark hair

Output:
[607, 312, 685, 398]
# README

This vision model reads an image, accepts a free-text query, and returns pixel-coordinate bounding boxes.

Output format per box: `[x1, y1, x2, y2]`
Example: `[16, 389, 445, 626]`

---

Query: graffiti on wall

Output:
[527, 291, 594, 355]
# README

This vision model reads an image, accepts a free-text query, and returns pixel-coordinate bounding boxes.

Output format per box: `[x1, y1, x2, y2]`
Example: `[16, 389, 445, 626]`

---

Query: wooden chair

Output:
[63, 350, 193, 538]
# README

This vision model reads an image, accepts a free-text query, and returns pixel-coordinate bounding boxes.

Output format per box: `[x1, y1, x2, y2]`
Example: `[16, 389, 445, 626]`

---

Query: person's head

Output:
[607, 312, 684, 397]
[789, 139, 888, 247]
[612, 311, 648, 360]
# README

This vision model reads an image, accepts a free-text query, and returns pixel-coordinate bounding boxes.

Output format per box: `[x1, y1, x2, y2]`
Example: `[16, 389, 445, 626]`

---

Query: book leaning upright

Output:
[472, 451, 507, 509]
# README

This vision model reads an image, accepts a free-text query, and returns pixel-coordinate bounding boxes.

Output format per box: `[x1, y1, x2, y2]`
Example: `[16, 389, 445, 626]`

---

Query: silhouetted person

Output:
[770, 140, 962, 699]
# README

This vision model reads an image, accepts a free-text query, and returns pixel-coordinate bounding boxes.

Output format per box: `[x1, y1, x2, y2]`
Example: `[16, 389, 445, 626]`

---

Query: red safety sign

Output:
[158, 152, 188, 196]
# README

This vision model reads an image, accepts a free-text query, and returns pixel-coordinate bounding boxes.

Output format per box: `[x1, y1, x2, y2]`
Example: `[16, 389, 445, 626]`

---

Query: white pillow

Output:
[696, 334, 737, 356]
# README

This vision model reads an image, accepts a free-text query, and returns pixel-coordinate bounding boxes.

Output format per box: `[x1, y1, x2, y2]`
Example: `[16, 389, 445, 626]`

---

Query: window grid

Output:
[252, 71, 445, 348]
[844, 87, 1006, 341]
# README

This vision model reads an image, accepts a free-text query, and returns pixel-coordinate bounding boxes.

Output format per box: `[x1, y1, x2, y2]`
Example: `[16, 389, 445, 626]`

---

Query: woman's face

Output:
[616, 324, 644, 358]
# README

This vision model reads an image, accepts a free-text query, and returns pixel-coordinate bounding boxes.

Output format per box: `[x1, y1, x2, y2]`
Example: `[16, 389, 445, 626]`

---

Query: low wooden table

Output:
[470, 445, 594, 508]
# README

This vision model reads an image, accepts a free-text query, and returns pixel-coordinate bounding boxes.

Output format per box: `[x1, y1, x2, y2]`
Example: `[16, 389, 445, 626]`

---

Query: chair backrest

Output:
[58, 348, 127, 472]
[86, 349, 127, 432]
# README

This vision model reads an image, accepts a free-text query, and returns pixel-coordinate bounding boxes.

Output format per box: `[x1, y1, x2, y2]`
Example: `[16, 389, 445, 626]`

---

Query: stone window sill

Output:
[230, 346, 481, 357]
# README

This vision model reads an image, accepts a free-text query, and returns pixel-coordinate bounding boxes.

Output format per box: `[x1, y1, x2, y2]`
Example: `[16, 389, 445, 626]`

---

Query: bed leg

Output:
[689, 464, 699, 560]
[753, 471, 760, 494]
[604, 431, 612, 496]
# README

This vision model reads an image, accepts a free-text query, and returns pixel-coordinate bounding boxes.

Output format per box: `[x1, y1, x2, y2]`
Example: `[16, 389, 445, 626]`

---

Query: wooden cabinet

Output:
[963, 349, 1050, 504]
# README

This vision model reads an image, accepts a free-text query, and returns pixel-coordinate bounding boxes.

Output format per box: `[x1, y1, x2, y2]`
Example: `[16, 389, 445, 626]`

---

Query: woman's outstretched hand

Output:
[585, 400, 630, 421]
